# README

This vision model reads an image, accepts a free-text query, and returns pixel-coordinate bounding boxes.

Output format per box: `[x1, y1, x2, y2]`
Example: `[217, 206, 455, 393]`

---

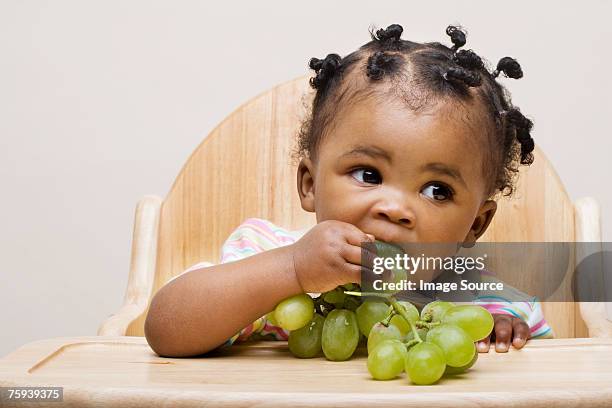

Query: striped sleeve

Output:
[219, 218, 298, 264]
[473, 297, 553, 339]
[461, 270, 554, 339]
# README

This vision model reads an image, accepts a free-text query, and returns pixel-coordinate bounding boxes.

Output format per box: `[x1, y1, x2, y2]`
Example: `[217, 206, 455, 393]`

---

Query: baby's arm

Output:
[144, 220, 372, 357]
[144, 244, 300, 357]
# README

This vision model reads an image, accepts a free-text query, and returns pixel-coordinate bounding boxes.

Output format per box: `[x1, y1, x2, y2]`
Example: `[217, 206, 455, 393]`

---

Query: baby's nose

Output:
[372, 198, 415, 227]
[378, 211, 412, 226]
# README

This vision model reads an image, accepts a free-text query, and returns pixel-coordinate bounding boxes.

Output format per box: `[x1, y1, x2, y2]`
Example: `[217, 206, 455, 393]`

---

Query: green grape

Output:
[356, 299, 390, 337]
[389, 315, 410, 337]
[444, 343, 478, 375]
[405, 342, 446, 385]
[374, 240, 404, 258]
[405, 328, 429, 344]
[373, 241, 408, 294]
[367, 339, 407, 380]
[396, 301, 420, 323]
[323, 287, 346, 307]
[389, 301, 420, 337]
[420, 300, 455, 322]
[367, 322, 402, 354]
[288, 314, 325, 358]
[321, 309, 360, 361]
[274, 294, 314, 331]
[426, 324, 475, 367]
[266, 311, 279, 327]
[441, 305, 494, 342]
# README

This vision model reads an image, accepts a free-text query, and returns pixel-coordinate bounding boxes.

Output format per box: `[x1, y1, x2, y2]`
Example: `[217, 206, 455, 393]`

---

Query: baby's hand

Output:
[476, 313, 531, 353]
[289, 220, 375, 293]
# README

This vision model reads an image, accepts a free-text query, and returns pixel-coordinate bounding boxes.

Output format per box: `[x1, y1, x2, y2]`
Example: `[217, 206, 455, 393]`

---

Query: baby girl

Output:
[144, 24, 551, 357]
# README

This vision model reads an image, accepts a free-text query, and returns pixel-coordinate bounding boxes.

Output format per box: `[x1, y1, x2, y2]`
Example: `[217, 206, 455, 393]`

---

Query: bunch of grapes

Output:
[272, 291, 494, 385]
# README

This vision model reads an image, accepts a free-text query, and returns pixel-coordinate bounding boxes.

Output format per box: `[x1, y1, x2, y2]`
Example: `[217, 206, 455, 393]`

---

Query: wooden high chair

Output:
[98, 76, 611, 340]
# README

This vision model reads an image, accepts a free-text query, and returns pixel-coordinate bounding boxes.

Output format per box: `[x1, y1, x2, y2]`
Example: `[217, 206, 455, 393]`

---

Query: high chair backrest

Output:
[123, 76, 588, 338]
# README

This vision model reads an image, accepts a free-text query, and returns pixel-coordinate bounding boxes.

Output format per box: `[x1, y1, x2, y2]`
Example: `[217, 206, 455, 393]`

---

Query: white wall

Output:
[1, 0, 610, 357]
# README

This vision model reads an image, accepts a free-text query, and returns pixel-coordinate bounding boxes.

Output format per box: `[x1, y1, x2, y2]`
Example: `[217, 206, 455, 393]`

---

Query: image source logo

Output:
[360, 241, 612, 305]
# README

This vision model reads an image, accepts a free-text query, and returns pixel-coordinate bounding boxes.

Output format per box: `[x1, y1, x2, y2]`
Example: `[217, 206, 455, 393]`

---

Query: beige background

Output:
[0, 0, 610, 357]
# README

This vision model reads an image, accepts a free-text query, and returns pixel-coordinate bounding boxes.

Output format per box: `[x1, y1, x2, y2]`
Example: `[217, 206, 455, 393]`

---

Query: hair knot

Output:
[373, 24, 403, 42]
[446, 25, 466, 51]
[308, 54, 342, 89]
[505, 108, 533, 131]
[443, 67, 481, 87]
[366, 51, 399, 80]
[492, 57, 523, 79]
[504, 108, 535, 164]
[453, 49, 484, 71]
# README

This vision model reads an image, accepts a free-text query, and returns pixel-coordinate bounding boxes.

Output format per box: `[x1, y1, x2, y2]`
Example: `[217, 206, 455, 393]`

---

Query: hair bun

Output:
[309, 57, 324, 71]
[453, 49, 484, 70]
[505, 108, 535, 164]
[493, 57, 523, 79]
[444, 67, 481, 87]
[374, 24, 403, 42]
[308, 54, 342, 89]
[366, 51, 398, 80]
[505, 108, 533, 131]
[446, 25, 467, 50]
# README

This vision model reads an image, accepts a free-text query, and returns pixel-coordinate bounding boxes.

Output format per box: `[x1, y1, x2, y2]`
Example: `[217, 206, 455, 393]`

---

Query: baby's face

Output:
[297, 96, 497, 245]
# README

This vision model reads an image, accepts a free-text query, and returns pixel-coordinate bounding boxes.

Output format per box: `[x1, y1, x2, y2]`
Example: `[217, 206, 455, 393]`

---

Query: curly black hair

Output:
[294, 23, 535, 199]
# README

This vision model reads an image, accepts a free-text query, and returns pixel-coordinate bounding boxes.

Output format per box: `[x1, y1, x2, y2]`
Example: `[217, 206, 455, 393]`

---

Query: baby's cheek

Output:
[315, 188, 368, 224]
[419, 216, 468, 243]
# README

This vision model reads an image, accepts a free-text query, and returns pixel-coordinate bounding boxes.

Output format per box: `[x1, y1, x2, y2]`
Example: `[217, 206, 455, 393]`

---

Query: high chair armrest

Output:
[575, 196, 612, 338]
[98, 195, 162, 336]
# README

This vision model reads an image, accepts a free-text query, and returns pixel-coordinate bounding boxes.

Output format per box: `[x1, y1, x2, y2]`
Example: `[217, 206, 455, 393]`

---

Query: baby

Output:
[144, 24, 552, 357]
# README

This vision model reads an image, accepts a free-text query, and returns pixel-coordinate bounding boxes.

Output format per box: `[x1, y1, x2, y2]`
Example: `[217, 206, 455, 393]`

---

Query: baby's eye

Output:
[422, 183, 454, 201]
[351, 168, 382, 184]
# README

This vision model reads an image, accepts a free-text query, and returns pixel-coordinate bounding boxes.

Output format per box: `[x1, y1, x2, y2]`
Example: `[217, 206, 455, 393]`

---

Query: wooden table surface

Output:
[1, 336, 612, 407]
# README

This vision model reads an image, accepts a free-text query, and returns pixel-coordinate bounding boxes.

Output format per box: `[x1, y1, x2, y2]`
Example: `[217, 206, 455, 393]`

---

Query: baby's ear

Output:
[296, 158, 316, 212]
[463, 200, 497, 246]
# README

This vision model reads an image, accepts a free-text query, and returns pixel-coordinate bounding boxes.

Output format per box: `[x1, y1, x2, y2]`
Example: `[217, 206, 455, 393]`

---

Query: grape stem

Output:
[343, 291, 390, 299]
[403, 338, 420, 349]
[389, 298, 423, 343]
[380, 310, 396, 327]
[416, 321, 440, 329]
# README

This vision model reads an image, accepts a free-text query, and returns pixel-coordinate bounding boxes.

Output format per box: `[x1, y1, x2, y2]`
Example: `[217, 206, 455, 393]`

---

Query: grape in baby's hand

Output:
[290, 220, 374, 293]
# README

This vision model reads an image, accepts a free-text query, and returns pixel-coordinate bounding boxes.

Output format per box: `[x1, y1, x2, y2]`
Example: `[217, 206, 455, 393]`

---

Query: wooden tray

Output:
[1, 336, 612, 407]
